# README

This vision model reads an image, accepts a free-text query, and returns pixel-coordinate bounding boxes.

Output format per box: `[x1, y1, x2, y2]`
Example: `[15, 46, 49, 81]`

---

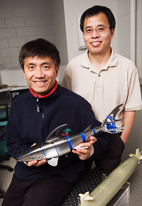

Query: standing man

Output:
[2, 38, 107, 206]
[62, 5, 142, 170]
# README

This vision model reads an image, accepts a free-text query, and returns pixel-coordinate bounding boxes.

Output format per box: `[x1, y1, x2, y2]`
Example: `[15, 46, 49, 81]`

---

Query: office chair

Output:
[0, 130, 5, 198]
[0, 104, 13, 199]
[0, 129, 13, 172]
[0, 103, 8, 122]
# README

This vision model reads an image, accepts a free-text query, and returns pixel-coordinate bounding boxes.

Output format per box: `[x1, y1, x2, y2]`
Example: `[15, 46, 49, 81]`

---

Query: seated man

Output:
[2, 38, 107, 206]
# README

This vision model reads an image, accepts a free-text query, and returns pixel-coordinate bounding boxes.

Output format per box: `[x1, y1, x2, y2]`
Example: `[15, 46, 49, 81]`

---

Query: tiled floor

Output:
[0, 157, 16, 206]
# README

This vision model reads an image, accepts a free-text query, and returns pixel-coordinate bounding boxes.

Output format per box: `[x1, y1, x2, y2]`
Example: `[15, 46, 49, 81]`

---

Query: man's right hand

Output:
[26, 159, 47, 167]
[25, 142, 47, 167]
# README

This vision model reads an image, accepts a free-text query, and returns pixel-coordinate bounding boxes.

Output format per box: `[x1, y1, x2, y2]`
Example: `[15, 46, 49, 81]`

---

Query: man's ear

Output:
[111, 28, 115, 39]
[24, 71, 26, 80]
[56, 66, 60, 78]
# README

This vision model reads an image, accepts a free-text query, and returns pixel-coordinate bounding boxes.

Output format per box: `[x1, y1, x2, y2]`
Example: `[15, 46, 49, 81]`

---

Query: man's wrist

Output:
[86, 146, 94, 159]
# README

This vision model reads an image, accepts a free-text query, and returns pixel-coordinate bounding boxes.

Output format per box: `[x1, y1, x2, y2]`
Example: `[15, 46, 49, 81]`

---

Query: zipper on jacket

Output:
[36, 96, 45, 140]
[42, 110, 45, 140]
[36, 96, 40, 112]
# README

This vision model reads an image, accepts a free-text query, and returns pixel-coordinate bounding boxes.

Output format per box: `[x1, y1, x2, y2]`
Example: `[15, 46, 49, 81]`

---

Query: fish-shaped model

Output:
[16, 104, 126, 163]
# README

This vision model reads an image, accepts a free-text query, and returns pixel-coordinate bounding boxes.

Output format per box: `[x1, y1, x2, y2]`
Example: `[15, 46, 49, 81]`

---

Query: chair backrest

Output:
[0, 130, 4, 141]
[0, 103, 8, 123]
[0, 128, 9, 156]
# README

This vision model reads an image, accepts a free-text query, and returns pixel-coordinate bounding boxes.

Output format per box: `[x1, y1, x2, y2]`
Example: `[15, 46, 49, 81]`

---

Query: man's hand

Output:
[26, 159, 47, 167]
[25, 143, 47, 167]
[72, 136, 97, 160]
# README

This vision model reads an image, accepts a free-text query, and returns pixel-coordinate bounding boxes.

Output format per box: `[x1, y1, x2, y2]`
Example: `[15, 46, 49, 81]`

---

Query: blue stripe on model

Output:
[20, 153, 22, 161]
[30, 148, 34, 160]
[41, 143, 48, 159]
[53, 140, 60, 156]
[80, 133, 86, 141]
[108, 115, 116, 133]
[92, 129, 96, 134]
[66, 136, 73, 150]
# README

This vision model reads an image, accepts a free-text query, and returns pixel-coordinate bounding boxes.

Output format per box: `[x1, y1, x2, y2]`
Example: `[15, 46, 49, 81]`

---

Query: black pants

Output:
[94, 133, 125, 170]
[2, 174, 74, 206]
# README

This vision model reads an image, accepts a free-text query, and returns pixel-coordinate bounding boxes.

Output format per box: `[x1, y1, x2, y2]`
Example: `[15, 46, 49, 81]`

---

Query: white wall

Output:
[63, 0, 118, 61]
[0, 0, 55, 70]
[51, 0, 68, 65]
[117, 0, 130, 59]
[136, 0, 142, 78]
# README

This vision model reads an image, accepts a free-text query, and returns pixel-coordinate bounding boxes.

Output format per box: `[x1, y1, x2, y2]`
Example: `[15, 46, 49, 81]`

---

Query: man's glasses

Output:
[84, 25, 110, 35]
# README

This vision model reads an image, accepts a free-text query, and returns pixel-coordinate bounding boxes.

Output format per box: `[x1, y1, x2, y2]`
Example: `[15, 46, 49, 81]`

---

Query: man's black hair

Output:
[19, 38, 60, 70]
[80, 5, 116, 32]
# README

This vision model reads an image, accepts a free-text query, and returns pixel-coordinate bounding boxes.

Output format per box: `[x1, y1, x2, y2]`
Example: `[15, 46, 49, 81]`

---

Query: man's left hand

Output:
[72, 136, 97, 160]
